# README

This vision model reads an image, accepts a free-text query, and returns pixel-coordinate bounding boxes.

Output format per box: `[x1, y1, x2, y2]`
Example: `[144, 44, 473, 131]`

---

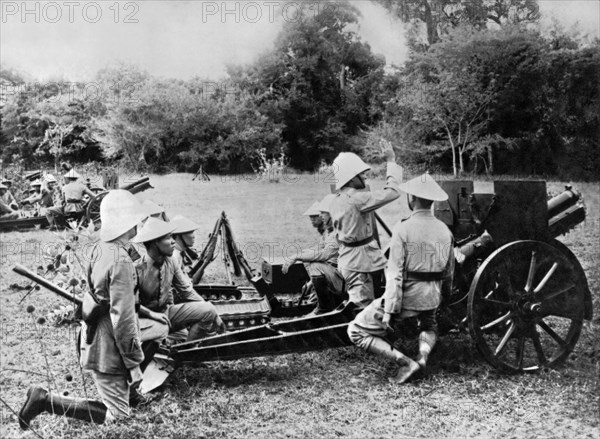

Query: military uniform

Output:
[349, 209, 454, 339]
[136, 248, 225, 343]
[329, 162, 402, 307]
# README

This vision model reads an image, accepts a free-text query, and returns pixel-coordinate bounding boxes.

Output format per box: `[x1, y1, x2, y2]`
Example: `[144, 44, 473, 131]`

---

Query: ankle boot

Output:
[366, 337, 411, 364]
[19, 386, 107, 430]
[416, 331, 437, 368]
[312, 276, 334, 313]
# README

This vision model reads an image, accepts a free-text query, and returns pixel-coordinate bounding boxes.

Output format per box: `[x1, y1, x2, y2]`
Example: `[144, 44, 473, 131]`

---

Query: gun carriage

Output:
[0, 177, 153, 231]
[13, 180, 593, 391]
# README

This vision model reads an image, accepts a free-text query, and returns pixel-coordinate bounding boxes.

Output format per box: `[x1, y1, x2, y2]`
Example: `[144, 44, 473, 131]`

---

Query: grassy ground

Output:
[0, 173, 598, 439]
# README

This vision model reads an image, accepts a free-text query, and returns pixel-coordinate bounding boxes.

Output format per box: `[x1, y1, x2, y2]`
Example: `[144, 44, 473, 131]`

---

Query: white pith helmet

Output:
[302, 201, 321, 216]
[331, 152, 371, 190]
[132, 217, 177, 243]
[44, 174, 57, 183]
[100, 190, 146, 242]
[398, 173, 448, 202]
[170, 215, 200, 235]
[64, 169, 80, 179]
[318, 194, 336, 213]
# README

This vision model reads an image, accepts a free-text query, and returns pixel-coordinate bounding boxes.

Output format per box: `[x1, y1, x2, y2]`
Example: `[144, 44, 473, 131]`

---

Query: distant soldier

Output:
[46, 169, 95, 227]
[0, 183, 19, 220]
[170, 215, 201, 272]
[1, 178, 18, 209]
[18, 190, 147, 429]
[133, 218, 225, 344]
[283, 194, 346, 314]
[329, 142, 402, 309]
[348, 173, 454, 383]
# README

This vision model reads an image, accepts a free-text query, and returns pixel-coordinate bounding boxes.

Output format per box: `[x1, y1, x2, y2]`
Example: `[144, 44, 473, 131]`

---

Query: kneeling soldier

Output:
[133, 218, 225, 344]
[19, 190, 147, 429]
[348, 173, 454, 383]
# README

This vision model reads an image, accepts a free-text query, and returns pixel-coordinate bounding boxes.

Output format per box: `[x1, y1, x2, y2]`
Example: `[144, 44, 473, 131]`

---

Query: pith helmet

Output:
[318, 194, 336, 213]
[132, 217, 177, 243]
[170, 215, 200, 235]
[1, 178, 11, 185]
[44, 174, 57, 183]
[303, 201, 321, 216]
[398, 173, 448, 202]
[331, 152, 371, 190]
[31, 180, 42, 187]
[100, 190, 146, 242]
[0, 184, 7, 190]
[64, 169, 80, 179]
[142, 200, 165, 217]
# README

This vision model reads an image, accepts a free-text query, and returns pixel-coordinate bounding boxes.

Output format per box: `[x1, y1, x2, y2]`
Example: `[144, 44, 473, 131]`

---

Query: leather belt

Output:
[404, 271, 445, 281]
[340, 236, 375, 248]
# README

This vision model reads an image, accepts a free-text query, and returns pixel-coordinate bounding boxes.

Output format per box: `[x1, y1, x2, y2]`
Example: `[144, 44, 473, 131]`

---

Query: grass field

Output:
[0, 173, 598, 439]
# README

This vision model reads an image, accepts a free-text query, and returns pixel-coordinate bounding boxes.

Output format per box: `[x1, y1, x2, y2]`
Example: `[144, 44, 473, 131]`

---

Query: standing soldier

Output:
[329, 141, 403, 309]
[347, 173, 454, 383]
[283, 194, 345, 314]
[18, 190, 147, 428]
[46, 169, 96, 227]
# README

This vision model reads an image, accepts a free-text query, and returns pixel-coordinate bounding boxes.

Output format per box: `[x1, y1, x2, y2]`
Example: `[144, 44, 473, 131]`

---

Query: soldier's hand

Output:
[382, 312, 394, 333]
[150, 311, 171, 328]
[127, 365, 143, 388]
[380, 139, 396, 162]
[282, 260, 296, 274]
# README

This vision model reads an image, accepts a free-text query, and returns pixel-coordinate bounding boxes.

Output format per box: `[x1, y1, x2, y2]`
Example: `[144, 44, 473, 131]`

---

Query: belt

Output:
[404, 271, 445, 282]
[340, 236, 375, 248]
[66, 198, 82, 203]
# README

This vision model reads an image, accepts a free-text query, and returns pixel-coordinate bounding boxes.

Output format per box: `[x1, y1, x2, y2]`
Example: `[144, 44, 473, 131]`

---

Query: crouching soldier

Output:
[170, 215, 201, 273]
[283, 194, 346, 314]
[0, 184, 19, 220]
[18, 190, 147, 429]
[133, 218, 225, 344]
[347, 173, 454, 383]
[0, 178, 18, 210]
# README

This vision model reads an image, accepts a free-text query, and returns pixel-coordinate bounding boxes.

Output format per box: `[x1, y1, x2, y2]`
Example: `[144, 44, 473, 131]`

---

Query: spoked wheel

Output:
[85, 191, 108, 229]
[468, 240, 586, 373]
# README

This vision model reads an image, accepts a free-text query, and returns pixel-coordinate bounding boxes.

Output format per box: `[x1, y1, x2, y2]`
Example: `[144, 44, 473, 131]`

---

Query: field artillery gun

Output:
[0, 176, 153, 231]
[12, 180, 593, 392]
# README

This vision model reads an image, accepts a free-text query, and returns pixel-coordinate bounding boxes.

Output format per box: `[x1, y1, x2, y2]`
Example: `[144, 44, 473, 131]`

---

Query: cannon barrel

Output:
[12, 264, 82, 306]
[547, 187, 586, 238]
[119, 176, 150, 192]
[454, 231, 493, 264]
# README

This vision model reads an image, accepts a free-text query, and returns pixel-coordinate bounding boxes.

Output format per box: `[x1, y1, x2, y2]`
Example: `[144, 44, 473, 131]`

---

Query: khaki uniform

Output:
[329, 162, 402, 307]
[80, 238, 144, 418]
[0, 198, 19, 219]
[349, 209, 454, 343]
[1, 190, 18, 208]
[62, 180, 89, 213]
[136, 254, 224, 343]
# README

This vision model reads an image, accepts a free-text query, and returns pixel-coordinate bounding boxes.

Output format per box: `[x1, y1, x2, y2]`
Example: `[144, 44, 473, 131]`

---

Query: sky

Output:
[1, 1, 598, 82]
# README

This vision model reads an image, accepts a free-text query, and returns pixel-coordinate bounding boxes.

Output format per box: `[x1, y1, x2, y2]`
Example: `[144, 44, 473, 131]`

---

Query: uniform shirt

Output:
[0, 198, 14, 214]
[329, 162, 402, 273]
[382, 209, 454, 313]
[62, 180, 88, 201]
[136, 254, 203, 312]
[297, 228, 339, 266]
[81, 238, 143, 374]
[1, 190, 17, 207]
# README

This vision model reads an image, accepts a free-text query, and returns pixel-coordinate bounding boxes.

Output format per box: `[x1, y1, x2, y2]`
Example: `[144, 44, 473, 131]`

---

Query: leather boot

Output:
[365, 338, 420, 384]
[312, 275, 334, 314]
[416, 331, 437, 368]
[19, 387, 107, 430]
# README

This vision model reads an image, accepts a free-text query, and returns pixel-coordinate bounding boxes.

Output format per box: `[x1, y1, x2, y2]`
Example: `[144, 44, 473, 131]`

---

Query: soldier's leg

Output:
[0, 212, 19, 220]
[138, 317, 169, 343]
[167, 302, 225, 341]
[18, 387, 109, 430]
[340, 269, 374, 309]
[416, 309, 438, 368]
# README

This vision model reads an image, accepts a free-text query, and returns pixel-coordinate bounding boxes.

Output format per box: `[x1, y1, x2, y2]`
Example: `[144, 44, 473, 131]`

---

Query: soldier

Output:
[304, 200, 325, 235]
[283, 194, 346, 314]
[18, 190, 147, 429]
[0, 178, 18, 209]
[46, 169, 96, 227]
[347, 173, 454, 383]
[170, 215, 201, 272]
[0, 183, 19, 220]
[329, 141, 403, 309]
[133, 218, 225, 344]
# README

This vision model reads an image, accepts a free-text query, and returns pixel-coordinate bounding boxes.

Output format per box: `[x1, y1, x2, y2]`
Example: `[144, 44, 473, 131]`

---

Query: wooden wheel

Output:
[85, 191, 108, 228]
[468, 240, 586, 373]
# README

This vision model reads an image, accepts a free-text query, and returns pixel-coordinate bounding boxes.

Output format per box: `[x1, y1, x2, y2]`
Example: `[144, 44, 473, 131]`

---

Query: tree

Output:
[376, 0, 540, 48]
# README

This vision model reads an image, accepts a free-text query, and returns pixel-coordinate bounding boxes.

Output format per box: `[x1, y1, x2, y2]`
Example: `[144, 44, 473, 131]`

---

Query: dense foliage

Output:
[1, 0, 598, 179]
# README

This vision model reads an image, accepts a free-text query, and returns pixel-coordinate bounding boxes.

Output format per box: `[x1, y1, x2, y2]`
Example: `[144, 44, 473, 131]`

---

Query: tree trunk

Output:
[487, 144, 494, 174]
[422, 1, 438, 46]
[339, 64, 346, 90]
[459, 149, 465, 175]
